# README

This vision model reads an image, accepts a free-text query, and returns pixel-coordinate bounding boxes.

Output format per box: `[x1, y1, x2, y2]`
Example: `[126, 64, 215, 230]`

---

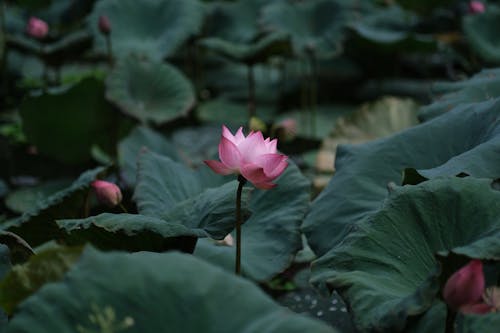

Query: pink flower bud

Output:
[469, 1, 485, 14]
[91, 180, 122, 207]
[443, 260, 485, 311]
[26, 17, 49, 39]
[98, 15, 111, 35]
[204, 125, 288, 189]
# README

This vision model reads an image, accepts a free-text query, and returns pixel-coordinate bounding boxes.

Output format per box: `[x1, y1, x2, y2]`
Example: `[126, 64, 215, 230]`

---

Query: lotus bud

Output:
[469, 1, 485, 14]
[26, 17, 49, 40]
[205, 125, 288, 189]
[98, 15, 111, 35]
[443, 260, 485, 311]
[91, 180, 122, 207]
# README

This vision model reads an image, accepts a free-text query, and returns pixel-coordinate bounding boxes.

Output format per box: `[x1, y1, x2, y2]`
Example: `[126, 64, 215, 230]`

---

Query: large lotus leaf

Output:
[303, 97, 500, 256]
[316, 97, 419, 173]
[57, 213, 203, 253]
[88, 0, 203, 60]
[5, 179, 71, 214]
[261, 0, 356, 58]
[419, 68, 500, 122]
[194, 162, 309, 281]
[1, 167, 106, 248]
[0, 246, 82, 315]
[463, 8, 500, 64]
[170, 125, 221, 167]
[311, 178, 500, 332]
[58, 153, 250, 252]
[204, 0, 268, 43]
[6, 248, 338, 333]
[199, 31, 292, 65]
[20, 78, 125, 164]
[106, 56, 195, 125]
[117, 126, 179, 186]
[349, 5, 436, 52]
[203, 61, 281, 103]
[135, 150, 249, 237]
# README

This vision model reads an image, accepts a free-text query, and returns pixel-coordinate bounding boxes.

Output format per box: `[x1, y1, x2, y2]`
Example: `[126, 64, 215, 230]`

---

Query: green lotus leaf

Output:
[304, 97, 500, 256]
[134, 150, 249, 238]
[194, 161, 309, 281]
[5, 179, 71, 214]
[204, 0, 269, 43]
[58, 150, 250, 252]
[261, 0, 356, 58]
[349, 5, 436, 52]
[57, 213, 202, 253]
[199, 31, 292, 65]
[419, 68, 500, 122]
[0, 245, 82, 315]
[463, 8, 500, 64]
[117, 126, 179, 186]
[6, 248, 338, 333]
[88, 0, 203, 60]
[106, 56, 195, 125]
[1, 167, 106, 247]
[19, 78, 126, 164]
[311, 178, 500, 331]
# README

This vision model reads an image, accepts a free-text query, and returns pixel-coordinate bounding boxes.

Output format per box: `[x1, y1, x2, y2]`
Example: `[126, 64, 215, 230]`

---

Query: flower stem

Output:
[445, 306, 457, 333]
[235, 175, 246, 275]
[105, 34, 113, 66]
[247, 64, 256, 121]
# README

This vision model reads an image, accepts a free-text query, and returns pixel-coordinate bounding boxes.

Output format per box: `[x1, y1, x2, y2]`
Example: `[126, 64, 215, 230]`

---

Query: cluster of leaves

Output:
[1, 0, 500, 332]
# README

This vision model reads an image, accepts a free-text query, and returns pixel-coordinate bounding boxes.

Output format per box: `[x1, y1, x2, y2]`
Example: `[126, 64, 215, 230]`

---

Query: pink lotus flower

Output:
[469, 1, 485, 14]
[98, 15, 111, 35]
[91, 180, 122, 207]
[205, 125, 288, 189]
[443, 260, 485, 311]
[26, 17, 49, 39]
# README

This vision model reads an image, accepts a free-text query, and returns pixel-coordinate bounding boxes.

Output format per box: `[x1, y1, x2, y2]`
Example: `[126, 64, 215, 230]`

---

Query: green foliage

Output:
[5, 248, 338, 333]
[88, 0, 203, 60]
[58, 151, 250, 252]
[312, 178, 500, 331]
[463, 8, 500, 64]
[2, 167, 106, 247]
[419, 68, 500, 121]
[117, 126, 179, 186]
[106, 56, 195, 125]
[0, 245, 82, 315]
[5, 179, 71, 214]
[20, 78, 126, 164]
[304, 97, 500, 256]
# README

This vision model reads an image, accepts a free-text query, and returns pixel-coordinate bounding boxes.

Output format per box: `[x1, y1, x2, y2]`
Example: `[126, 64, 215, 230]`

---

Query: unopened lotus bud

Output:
[98, 15, 111, 35]
[91, 180, 122, 207]
[26, 17, 49, 39]
[469, 1, 485, 14]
